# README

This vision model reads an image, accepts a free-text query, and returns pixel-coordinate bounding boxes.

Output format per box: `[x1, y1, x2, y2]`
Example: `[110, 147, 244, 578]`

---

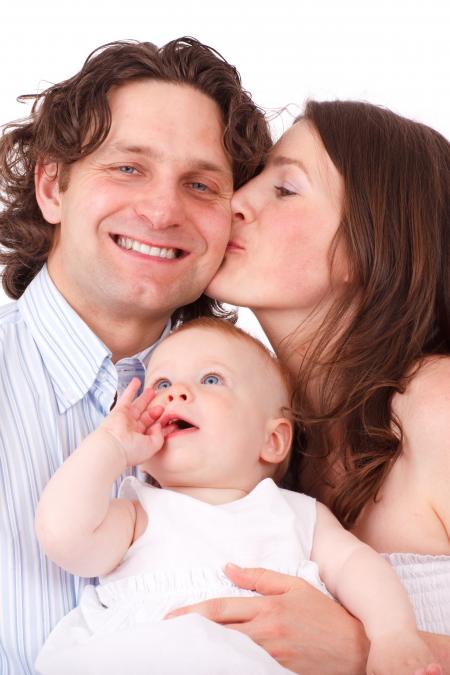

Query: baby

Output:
[35, 318, 440, 675]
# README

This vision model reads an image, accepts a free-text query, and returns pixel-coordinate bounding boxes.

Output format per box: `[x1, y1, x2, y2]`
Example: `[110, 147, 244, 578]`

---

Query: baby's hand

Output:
[367, 630, 441, 675]
[100, 378, 167, 467]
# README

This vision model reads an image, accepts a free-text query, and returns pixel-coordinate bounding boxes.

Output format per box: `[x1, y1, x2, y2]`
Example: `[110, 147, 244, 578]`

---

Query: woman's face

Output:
[207, 120, 346, 316]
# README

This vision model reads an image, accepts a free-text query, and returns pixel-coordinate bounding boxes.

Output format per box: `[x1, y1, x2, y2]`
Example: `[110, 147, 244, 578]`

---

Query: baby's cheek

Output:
[152, 392, 165, 406]
[144, 382, 163, 405]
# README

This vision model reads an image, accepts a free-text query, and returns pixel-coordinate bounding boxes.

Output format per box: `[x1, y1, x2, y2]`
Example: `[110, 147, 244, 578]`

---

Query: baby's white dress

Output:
[36, 477, 327, 675]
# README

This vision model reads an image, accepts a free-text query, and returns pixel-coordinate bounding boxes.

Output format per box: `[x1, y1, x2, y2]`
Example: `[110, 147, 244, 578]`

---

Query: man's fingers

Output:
[224, 563, 301, 596]
[165, 596, 260, 624]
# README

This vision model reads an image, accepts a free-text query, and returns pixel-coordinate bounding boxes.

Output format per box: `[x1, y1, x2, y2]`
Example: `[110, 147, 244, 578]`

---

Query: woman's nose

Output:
[231, 177, 260, 225]
[164, 383, 192, 403]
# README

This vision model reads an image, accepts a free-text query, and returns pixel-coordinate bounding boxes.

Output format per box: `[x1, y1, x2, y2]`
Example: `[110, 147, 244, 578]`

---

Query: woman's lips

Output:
[226, 241, 245, 252]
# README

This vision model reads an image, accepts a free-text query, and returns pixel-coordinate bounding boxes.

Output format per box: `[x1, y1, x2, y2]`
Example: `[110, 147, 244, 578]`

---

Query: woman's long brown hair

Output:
[283, 101, 450, 528]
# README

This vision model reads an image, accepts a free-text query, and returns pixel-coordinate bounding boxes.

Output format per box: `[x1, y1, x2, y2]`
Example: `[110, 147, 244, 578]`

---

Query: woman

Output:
[171, 100, 450, 673]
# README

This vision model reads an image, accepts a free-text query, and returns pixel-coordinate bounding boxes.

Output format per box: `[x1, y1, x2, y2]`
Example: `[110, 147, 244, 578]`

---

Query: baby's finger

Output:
[162, 423, 176, 437]
[132, 387, 157, 416]
[140, 405, 165, 429]
[148, 405, 164, 421]
[115, 377, 141, 409]
[147, 423, 166, 449]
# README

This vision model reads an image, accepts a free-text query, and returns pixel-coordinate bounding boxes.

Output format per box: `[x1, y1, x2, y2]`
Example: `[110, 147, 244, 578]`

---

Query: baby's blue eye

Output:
[201, 373, 222, 385]
[154, 378, 171, 390]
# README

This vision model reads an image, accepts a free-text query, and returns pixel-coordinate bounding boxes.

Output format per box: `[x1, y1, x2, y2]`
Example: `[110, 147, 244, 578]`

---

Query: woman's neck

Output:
[255, 305, 348, 502]
[254, 298, 354, 383]
[254, 307, 323, 376]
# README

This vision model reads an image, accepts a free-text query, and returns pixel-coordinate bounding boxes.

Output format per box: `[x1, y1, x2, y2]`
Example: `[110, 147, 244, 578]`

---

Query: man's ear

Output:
[260, 418, 293, 466]
[35, 162, 62, 224]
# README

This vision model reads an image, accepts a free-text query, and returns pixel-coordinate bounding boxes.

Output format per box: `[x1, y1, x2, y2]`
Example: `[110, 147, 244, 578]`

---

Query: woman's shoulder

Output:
[392, 357, 450, 543]
[392, 355, 449, 467]
[393, 356, 449, 425]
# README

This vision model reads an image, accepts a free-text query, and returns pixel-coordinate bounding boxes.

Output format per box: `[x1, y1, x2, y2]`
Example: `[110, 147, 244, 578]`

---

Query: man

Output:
[0, 37, 271, 673]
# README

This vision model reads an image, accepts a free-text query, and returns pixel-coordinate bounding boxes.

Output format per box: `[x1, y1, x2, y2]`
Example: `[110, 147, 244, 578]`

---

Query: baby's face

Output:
[142, 326, 289, 490]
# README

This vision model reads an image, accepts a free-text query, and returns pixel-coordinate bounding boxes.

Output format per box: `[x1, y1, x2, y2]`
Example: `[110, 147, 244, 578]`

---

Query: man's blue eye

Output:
[192, 182, 208, 192]
[154, 379, 171, 390]
[119, 166, 136, 174]
[201, 374, 222, 385]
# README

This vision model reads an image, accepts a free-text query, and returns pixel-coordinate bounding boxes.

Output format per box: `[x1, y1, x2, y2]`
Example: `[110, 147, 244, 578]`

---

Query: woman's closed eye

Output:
[274, 185, 297, 197]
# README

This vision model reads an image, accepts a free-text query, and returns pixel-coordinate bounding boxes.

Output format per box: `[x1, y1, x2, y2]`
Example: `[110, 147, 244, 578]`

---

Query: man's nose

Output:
[164, 382, 193, 403]
[134, 183, 185, 230]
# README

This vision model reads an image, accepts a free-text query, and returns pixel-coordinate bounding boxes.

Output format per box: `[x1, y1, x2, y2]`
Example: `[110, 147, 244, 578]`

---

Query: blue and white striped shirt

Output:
[0, 265, 170, 674]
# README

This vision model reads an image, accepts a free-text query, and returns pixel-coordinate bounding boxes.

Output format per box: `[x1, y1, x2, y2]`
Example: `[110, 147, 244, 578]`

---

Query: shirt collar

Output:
[18, 265, 171, 413]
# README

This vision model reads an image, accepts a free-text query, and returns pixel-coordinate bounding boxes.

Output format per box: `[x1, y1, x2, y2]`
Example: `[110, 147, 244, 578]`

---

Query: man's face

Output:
[42, 80, 233, 330]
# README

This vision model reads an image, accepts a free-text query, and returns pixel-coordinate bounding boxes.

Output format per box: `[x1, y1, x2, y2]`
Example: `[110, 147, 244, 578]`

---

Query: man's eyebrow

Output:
[103, 143, 232, 177]
[269, 155, 312, 182]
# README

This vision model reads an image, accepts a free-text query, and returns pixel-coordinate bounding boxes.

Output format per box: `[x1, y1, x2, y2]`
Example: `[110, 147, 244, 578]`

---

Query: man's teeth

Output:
[117, 236, 178, 259]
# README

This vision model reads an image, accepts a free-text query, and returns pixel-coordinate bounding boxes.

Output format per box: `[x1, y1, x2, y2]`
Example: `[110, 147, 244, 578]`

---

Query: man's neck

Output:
[46, 265, 171, 361]
[91, 313, 169, 362]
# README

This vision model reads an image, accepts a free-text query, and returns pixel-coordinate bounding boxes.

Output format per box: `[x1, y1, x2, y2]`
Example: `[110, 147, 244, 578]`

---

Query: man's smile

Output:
[114, 235, 186, 260]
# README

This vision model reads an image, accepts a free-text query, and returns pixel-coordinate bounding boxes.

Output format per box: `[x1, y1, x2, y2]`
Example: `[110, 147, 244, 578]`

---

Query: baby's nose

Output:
[165, 383, 192, 403]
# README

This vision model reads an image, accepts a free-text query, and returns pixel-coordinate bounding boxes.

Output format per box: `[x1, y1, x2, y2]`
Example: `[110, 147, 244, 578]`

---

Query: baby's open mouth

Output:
[160, 413, 198, 432]
[170, 418, 195, 431]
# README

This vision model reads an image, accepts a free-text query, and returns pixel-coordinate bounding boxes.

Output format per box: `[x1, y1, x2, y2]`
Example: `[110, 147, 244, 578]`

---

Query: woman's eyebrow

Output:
[269, 155, 312, 183]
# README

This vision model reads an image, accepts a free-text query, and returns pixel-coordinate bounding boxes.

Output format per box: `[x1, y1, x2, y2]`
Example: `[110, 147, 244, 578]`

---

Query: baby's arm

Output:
[311, 503, 440, 675]
[35, 379, 164, 578]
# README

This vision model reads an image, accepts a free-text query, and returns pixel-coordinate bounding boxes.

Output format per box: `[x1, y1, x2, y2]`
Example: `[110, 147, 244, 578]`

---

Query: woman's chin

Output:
[205, 274, 233, 303]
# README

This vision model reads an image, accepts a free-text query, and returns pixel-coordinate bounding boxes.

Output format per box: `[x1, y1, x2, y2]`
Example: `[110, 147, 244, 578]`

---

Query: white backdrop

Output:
[1, 0, 449, 341]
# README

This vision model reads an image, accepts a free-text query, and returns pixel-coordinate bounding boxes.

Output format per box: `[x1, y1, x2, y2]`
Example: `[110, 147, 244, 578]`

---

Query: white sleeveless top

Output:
[384, 552, 450, 635]
[97, 477, 326, 619]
